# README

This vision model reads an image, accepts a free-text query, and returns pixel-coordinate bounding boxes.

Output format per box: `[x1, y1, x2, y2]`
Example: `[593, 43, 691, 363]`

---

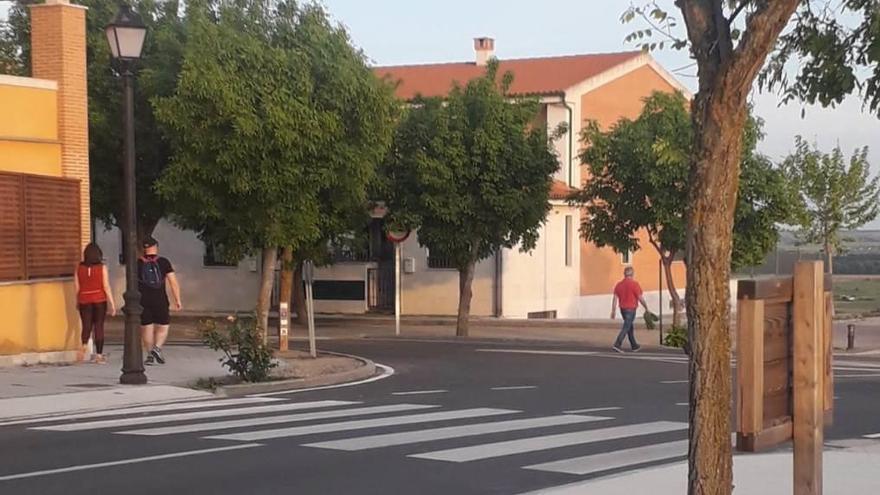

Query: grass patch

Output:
[833, 276, 880, 316]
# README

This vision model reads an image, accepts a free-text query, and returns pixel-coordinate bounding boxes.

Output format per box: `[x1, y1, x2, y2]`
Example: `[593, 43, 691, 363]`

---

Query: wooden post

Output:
[736, 299, 764, 434]
[792, 261, 824, 495]
[823, 292, 834, 422]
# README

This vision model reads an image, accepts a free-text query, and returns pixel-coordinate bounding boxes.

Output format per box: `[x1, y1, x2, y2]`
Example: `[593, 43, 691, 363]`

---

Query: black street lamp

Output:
[106, 3, 147, 385]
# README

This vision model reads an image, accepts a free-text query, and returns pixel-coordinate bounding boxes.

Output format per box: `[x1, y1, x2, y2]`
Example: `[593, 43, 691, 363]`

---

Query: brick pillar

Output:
[30, 0, 90, 247]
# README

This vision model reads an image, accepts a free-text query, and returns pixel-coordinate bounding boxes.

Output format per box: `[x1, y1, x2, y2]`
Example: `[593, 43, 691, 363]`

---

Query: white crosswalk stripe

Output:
[303, 415, 610, 451]
[32, 400, 358, 432]
[523, 439, 688, 475]
[409, 421, 687, 462]
[0, 397, 281, 427]
[20, 397, 704, 481]
[118, 404, 437, 436]
[204, 408, 518, 442]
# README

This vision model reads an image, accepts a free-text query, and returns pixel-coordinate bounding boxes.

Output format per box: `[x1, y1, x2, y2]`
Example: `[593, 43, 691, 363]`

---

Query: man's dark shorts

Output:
[141, 302, 170, 326]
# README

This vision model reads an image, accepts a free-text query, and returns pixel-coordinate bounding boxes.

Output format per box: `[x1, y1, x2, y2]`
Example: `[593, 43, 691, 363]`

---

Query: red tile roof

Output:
[375, 51, 644, 100]
[550, 180, 577, 201]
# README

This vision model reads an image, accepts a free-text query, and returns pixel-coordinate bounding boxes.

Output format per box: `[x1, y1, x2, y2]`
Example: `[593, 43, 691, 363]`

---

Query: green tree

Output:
[380, 61, 561, 336]
[783, 137, 879, 274]
[155, 0, 396, 335]
[574, 91, 801, 328]
[0, 0, 185, 240]
[616, 2, 880, 491]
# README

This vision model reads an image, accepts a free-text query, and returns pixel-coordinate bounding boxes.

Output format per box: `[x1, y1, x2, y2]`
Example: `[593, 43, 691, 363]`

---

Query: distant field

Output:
[833, 276, 880, 316]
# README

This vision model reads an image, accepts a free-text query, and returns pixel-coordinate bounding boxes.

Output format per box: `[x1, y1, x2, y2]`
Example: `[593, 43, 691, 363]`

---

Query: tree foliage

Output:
[155, 0, 396, 330]
[574, 91, 803, 325]
[783, 137, 879, 272]
[379, 61, 561, 335]
[0, 0, 185, 238]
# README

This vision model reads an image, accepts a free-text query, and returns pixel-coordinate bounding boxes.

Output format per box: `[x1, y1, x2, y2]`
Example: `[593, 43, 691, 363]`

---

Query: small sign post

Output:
[278, 302, 289, 352]
[385, 230, 411, 337]
[303, 260, 316, 358]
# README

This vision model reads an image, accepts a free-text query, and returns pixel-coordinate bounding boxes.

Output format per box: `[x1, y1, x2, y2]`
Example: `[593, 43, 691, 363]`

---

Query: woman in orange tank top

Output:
[74, 243, 116, 363]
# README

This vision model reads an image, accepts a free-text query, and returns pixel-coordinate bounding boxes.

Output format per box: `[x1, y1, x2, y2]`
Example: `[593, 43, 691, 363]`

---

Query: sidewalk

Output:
[524, 441, 880, 494]
[100, 313, 880, 353]
[0, 342, 371, 421]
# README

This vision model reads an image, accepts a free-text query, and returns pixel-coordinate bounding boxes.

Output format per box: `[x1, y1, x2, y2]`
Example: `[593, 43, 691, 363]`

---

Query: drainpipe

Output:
[557, 94, 574, 187]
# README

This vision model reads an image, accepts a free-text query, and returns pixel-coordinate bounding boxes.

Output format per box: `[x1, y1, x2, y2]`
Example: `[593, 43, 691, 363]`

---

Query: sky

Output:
[3, 0, 880, 225]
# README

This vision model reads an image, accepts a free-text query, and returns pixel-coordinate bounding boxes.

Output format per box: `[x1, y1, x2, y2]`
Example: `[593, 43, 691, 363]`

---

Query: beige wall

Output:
[577, 64, 688, 297]
[400, 233, 495, 316]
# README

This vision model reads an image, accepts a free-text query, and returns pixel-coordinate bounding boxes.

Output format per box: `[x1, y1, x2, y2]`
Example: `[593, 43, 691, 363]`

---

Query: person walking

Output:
[75, 243, 116, 363]
[138, 236, 182, 366]
[610, 266, 650, 353]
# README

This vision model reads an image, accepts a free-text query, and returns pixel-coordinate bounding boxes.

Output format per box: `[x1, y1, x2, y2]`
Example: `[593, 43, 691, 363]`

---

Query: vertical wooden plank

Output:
[737, 298, 764, 434]
[792, 261, 824, 495]
[823, 292, 834, 421]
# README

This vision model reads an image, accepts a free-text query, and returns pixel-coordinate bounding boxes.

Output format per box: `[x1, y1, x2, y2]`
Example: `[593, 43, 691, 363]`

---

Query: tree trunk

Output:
[686, 94, 744, 495]
[278, 246, 294, 347]
[293, 261, 308, 325]
[661, 256, 684, 328]
[256, 247, 278, 343]
[677, 4, 799, 493]
[456, 258, 477, 337]
[825, 242, 834, 275]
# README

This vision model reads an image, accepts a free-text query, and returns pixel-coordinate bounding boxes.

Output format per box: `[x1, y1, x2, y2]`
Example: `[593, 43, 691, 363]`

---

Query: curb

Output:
[211, 351, 377, 397]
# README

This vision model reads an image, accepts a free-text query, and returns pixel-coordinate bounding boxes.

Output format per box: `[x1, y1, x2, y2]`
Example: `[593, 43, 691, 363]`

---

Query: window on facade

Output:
[427, 249, 456, 270]
[564, 215, 573, 267]
[0, 172, 80, 282]
[203, 242, 238, 267]
[621, 249, 633, 265]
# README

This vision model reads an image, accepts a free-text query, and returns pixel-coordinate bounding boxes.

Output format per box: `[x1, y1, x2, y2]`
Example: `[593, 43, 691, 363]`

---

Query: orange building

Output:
[368, 38, 688, 318]
[0, 0, 90, 364]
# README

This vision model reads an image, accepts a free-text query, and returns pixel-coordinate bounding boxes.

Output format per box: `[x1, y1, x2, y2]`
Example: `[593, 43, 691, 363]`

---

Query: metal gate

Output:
[367, 264, 394, 311]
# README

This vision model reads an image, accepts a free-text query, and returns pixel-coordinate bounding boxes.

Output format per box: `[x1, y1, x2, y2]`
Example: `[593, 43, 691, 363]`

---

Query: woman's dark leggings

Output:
[79, 302, 107, 354]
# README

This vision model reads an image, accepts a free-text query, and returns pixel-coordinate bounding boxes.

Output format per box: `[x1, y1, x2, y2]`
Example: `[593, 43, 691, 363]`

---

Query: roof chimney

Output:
[474, 37, 495, 66]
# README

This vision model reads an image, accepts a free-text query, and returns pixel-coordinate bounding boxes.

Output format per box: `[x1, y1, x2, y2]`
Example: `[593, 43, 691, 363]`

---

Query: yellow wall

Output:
[0, 281, 79, 355]
[579, 64, 688, 296]
[0, 78, 73, 356]
[0, 140, 63, 176]
[0, 83, 58, 141]
[0, 80, 62, 178]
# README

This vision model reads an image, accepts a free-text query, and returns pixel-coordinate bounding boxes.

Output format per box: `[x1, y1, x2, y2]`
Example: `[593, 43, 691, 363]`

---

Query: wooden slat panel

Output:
[24, 175, 80, 278]
[763, 390, 791, 428]
[0, 173, 26, 280]
[763, 358, 790, 396]
[737, 299, 764, 434]
[763, 301, 791, 362]
[738, 277, 793, 300]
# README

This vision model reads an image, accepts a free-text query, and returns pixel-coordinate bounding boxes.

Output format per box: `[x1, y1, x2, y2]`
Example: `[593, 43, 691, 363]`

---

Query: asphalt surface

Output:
[1, 338, 878, 495]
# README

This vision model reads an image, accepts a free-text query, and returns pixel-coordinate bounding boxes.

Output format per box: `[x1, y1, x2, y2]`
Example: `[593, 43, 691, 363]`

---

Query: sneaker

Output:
[151, 347, 165, 365]
[612, 345, 625, 354]
[145, 354, 155, 366]
[632, 346, 642, 353]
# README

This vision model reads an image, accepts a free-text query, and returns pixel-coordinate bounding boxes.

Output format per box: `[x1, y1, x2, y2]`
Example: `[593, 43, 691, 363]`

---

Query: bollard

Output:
[847, 324, 856, 351]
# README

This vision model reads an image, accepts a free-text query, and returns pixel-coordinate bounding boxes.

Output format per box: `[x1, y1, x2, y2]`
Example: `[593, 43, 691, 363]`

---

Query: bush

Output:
[201, 315, 276, 382]
[663, 325, 688, 349]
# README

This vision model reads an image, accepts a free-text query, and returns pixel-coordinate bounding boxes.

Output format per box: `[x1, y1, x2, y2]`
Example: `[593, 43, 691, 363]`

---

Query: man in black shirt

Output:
[138, 236, 182, 365]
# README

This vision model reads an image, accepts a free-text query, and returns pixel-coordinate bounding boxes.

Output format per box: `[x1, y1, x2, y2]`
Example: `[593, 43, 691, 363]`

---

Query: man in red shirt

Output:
[611, 266, 650, 353]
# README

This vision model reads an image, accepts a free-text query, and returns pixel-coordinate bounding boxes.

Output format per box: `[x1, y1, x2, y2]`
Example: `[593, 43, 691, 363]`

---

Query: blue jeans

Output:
[614, 309, 639, 349]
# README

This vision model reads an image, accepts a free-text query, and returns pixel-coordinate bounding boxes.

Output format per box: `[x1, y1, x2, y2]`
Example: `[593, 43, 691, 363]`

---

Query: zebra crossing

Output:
[16, 396, 695, 480]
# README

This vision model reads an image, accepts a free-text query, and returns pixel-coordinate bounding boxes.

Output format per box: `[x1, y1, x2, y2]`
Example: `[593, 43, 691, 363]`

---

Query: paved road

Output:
[1, 339, 878, 494]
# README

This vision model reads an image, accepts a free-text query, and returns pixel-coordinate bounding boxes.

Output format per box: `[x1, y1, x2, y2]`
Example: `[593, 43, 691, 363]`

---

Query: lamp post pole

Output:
[107, 3, 148, 385]
[119, 67, 146, 385]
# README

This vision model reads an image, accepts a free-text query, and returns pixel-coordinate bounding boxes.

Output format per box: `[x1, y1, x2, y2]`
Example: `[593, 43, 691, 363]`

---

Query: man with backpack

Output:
[139, 236, 182, 365]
